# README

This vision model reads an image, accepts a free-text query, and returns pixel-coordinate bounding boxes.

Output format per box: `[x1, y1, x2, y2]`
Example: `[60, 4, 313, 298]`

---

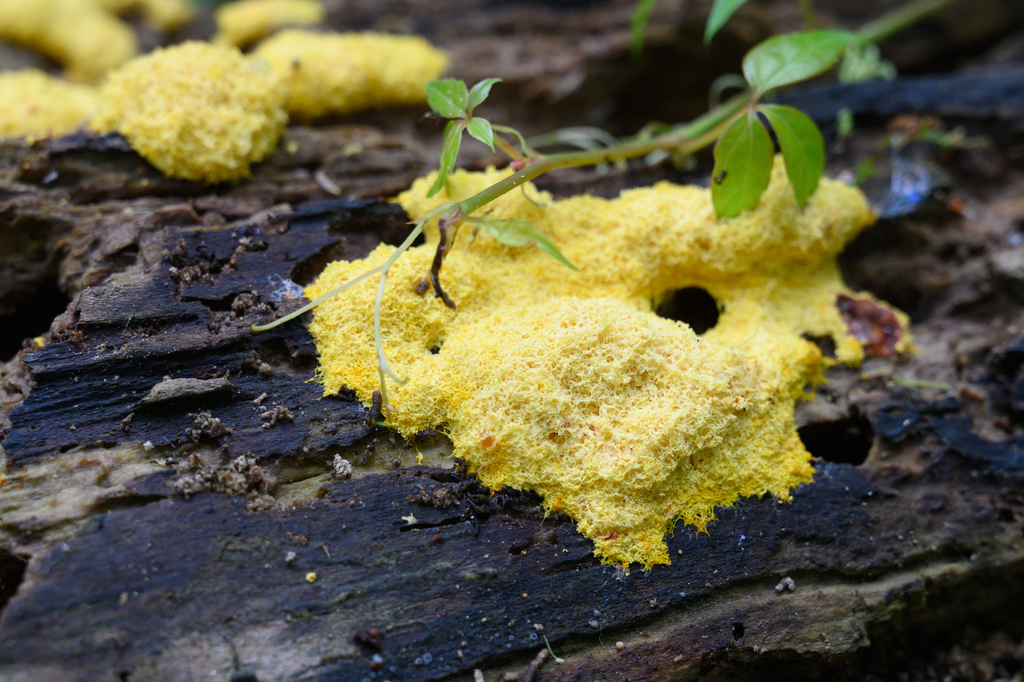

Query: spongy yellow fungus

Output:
[213, 0, 325, 48]
[0, 0, 138, 83]
[0, 70, 99, 139]
[92, 42, 287, 183]
[252, 30, 449, 120]
[305, 161, 909, 569]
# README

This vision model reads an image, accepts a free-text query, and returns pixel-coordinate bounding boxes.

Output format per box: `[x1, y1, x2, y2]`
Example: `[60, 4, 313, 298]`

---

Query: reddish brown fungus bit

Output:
[837, 294, 904, 358]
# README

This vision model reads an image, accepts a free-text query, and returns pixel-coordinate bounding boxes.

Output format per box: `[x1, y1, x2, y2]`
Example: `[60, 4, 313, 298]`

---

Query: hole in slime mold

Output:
[655, 287, 720, 334]
[798, 414, 873, 465]
[801, 333, 837, 359]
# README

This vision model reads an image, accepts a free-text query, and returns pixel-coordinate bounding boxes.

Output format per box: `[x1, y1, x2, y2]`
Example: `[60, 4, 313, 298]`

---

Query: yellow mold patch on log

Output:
[0, 70, 99, 140]
[305, 160, 908, 568]
[0, 0, 138, 82]
[92, 42, 287, 183]
[252, 30, 449, 121]
[213, 0, 325, 49]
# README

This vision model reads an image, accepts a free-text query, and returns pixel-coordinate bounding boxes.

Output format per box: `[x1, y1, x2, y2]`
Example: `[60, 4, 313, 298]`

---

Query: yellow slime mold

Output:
[214, 0, 325, 49]
[252, 30, 449, 120]
[92, 42, 287, 183]
[0, 0, 138, 83]
[305, 160, 907, 568]
[0, 70, 98, 139]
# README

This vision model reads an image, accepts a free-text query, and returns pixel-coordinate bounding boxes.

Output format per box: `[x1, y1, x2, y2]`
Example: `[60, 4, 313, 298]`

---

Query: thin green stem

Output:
[857, 0, 958, 46]
[373, 268, 403, 400]
[528, 126, 620, 152]
[492, 133, 524, 161]
[795, 0, 819, 29]
[454, 91, 751, 218]
[369, 203, 457, 410]
[251, 264, 384, 331]
[491, 124, 536, 157]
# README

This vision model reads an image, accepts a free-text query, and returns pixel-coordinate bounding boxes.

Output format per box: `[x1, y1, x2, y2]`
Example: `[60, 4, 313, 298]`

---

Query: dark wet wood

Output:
[1, 193, 424, 467]
[1, 437, 1023, 680]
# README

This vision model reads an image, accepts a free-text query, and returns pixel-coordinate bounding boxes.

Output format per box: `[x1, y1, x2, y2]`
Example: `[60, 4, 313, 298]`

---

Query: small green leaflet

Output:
[477, 218, 579, 270]
[426, 78, 505, 196]
[426, 79, 469, 118]
[758, 104, 824, 207]
[427, 120, 466, 197]
[704, 0, 749, 44]
[466, 117, 495, 152]
[838, 43, 896, 84]
[742, 30, 854, 95]
[467, 78, 501, 112]
[711, 111, 773, 218]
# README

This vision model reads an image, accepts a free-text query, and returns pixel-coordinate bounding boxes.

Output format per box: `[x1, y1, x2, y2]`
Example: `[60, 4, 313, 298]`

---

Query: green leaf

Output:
[479, 218, 579, 270]
[466, 78, 501, 112]
[629, 0, 659, 56]
[426, 79, 469, 118]
[742, 30, 855, 94]
[711, 112, 774, 218]
[704, 0, 749, 44]
[466, 117, 495, 152]
[837, 42, 896, 84]
[759, 104, 824, 207]
[427, 120, 465, 197]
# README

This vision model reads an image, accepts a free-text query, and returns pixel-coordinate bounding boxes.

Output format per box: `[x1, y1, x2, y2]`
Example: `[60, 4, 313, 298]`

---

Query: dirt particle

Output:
[186, 410, 233, 441]
[173, 454, 276, 511]
[260, 404, 294, 429]
[231, 291, 272, 317]
[286, 533, 309, 545]
[408, 483, 460, 508]
[331, 455, 353, 479]
[775, 576, 796, 594]
[354, 628, 382, 651]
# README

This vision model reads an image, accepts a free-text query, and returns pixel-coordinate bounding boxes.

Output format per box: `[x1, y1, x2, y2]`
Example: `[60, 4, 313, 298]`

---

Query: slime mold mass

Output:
[305, 160, 909, 569]
[213, 0, 325, 49]
[91, 42, 287, 183]
[0, 0, 139, 83]
[252, 30, 450, 121]
[0, 70, 98, 139]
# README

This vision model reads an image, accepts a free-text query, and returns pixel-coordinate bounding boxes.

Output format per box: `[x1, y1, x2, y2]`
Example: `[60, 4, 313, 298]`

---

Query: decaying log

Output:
[3, 2, 1024, 680]
[1, 122, 1024, 680]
